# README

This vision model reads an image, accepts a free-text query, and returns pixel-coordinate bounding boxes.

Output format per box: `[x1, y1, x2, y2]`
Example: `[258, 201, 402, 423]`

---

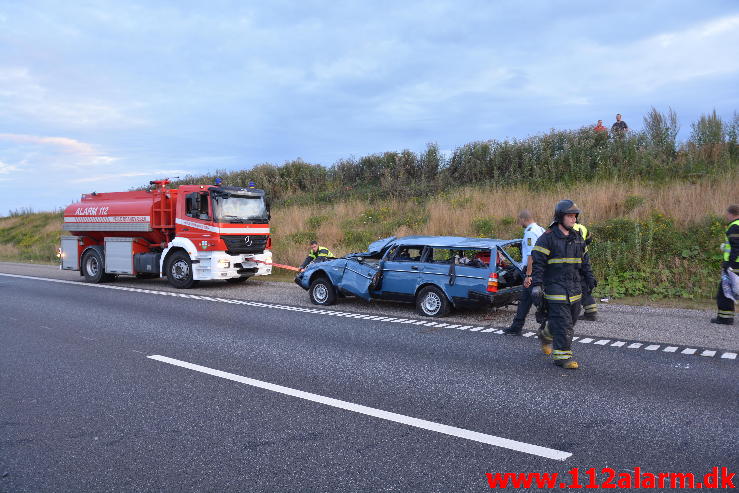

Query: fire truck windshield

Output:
[212, 194, 268, 223]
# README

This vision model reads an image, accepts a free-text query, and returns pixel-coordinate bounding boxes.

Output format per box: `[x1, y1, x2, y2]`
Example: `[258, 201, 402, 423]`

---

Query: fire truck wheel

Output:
[82, 249, 113, 283]
[309, 276, 336, 306]
[166, 251, 196, 289]
[416, 285, 450, 317]
[225, 276, 249, 284]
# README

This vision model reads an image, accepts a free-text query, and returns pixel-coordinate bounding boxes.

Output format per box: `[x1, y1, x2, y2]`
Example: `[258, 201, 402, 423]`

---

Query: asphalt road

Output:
[1, 273, 737, 492]
[1, 262, 737, 352]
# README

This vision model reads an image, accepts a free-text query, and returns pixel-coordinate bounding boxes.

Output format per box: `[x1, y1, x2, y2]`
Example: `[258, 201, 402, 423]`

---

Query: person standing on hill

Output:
[712, 204, 739, 325]
[530, 200, 596, 369]
[504, 210, 546, 335]
[594, 120, 607, 133]
[299, 240, 335, 272]
[611, 114, 628, 134]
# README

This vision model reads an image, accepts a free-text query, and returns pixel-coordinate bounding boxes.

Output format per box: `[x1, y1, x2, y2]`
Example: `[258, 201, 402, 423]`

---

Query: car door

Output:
[376, 245, 425, 301]
[338, 258, 379, 301]
[334, 237, 397, 301]
[419, 246, 455, 295]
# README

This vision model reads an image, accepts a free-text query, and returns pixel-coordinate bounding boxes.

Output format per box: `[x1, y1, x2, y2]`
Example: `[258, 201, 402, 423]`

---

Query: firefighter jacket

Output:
[722, 219, 739, 273]
[531, 225, 595, 303]
[300, 246, 335, 269]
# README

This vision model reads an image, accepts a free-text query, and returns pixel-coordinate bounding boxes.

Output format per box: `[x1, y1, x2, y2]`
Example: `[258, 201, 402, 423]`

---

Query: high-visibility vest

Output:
[573, 223, 588, 241]
[722, 219, 739, 262]
[309, 246, 334, 260]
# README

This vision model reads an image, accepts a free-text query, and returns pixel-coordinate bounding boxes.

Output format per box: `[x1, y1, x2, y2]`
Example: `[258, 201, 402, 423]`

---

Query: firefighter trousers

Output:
[510, 285, 533, 330]
[716, 280, 735, 321]
[548, 301, 581, 361]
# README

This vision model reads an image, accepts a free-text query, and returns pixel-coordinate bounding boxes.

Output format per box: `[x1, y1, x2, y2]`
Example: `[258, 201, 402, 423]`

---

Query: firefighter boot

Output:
[578, 313, 598, 322]
[554, 359, 580, 369]
[537, 323, 553, 355]
[711, 317, 734, 326]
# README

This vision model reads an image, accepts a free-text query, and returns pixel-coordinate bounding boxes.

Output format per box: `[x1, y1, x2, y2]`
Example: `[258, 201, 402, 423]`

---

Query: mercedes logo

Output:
[243, 236, 252, 246]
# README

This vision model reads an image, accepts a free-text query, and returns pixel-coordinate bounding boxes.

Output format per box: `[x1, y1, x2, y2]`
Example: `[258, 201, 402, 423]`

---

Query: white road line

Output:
[148, 354, 572, 461]
[40, 325, 52, 330]
[523, 332, 536, 338]
[4, 273, 734, 363]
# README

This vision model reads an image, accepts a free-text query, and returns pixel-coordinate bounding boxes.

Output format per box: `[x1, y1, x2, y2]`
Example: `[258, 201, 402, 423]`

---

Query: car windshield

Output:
[212, 194, 268, 223]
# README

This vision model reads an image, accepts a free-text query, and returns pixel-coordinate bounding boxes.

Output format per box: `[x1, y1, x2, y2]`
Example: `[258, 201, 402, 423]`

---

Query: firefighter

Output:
[299, 240, 335, 272]
[712, 204, 739, 325]
[573, 222, 598, 321]
[530, 200, 596, 369]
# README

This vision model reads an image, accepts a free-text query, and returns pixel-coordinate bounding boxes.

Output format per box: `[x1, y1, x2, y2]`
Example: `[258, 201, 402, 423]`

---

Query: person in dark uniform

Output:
[573, 223, 598, 321]
[712, 204, 739, 325]
[530, 200, 596, 369]
[299, 240, 335, 272]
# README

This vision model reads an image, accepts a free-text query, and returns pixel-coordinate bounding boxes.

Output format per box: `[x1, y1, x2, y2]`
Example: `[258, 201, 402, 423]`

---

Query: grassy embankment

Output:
[2, 108, 737, 302]
[1, 173, 735, 302]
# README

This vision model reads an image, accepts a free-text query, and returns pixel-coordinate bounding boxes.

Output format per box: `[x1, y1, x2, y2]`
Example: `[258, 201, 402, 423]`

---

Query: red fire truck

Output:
[60, 179, 272, 288]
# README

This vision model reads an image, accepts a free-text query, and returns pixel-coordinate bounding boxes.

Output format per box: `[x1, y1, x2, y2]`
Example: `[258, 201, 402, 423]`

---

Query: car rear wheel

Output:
[416, 285, 450, 317]
[309, 277, 336, 306]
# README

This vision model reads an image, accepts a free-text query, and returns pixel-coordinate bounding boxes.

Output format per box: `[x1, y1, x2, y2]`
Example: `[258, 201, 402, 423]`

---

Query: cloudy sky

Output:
[1, 1, 738, 213]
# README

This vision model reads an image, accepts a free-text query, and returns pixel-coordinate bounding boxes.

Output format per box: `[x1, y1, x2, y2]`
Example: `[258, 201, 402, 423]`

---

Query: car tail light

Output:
[487, 272, 498, 293]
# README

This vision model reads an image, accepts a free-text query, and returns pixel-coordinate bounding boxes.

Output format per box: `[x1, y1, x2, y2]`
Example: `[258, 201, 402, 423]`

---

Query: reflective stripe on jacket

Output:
[723, 219, 739, 272]
[531, 225, 595, 303]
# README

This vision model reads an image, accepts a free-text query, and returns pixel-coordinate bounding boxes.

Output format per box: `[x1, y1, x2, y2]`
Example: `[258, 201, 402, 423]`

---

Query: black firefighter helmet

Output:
[552, 199, 581, 229]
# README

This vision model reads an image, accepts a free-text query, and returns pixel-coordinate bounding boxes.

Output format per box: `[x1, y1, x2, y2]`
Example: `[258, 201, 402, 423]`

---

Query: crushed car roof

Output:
[389, 236, 517, 249]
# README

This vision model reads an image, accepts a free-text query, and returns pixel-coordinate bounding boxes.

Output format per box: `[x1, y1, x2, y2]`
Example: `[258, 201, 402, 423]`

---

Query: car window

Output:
[392, 246, 424, 262]
[456, 249, 491, 269]
[427, 248, 454, 264]
[500, 242, 523, 264]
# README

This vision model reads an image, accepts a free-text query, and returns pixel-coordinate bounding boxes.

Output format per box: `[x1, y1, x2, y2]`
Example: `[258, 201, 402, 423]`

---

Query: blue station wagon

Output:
[295, 236, 525, 317]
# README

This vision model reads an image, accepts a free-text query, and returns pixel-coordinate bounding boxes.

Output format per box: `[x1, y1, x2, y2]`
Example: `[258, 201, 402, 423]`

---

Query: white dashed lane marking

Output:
[1, 272, 735, 362]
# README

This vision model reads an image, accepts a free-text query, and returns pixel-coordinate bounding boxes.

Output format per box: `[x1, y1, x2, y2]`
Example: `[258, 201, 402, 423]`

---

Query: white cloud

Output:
[0, 67, 147, 128]
[0, 160, 19, 174]
[69, 169, 191, 184]
[0, 133, 117, 167]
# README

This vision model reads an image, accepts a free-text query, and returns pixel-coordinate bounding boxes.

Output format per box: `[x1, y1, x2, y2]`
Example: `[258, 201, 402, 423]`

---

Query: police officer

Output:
[530, 200, 596, 369]
[504, 210, 546, 335]
[573, 222, 598, 321]
[712, 204, 739, 325]
[299, 240, 335, 272]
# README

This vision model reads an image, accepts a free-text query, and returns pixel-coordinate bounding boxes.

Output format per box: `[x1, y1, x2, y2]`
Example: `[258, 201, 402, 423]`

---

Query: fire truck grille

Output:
[222, 235, 267, 255]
